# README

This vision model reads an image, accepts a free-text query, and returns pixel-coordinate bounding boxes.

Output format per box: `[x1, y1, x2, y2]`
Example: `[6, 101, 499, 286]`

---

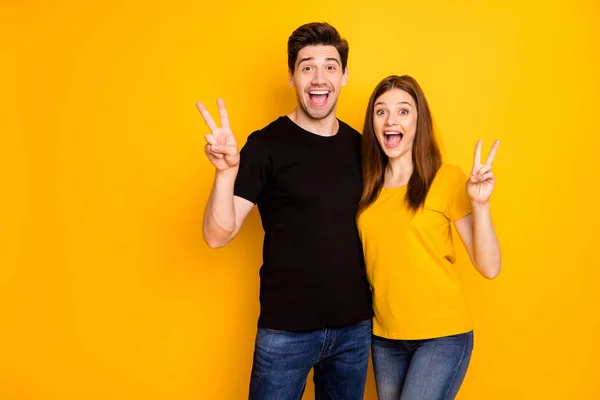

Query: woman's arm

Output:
[454, 140, 502, 279]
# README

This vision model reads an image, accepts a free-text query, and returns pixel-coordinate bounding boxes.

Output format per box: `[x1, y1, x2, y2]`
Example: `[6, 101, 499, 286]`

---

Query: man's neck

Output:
[287, 108, 339, 137]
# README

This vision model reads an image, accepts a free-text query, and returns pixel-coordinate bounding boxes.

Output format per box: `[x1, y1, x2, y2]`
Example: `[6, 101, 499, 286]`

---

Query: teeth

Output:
[309, 91, 329, 95]
[385, 132, 401, 135]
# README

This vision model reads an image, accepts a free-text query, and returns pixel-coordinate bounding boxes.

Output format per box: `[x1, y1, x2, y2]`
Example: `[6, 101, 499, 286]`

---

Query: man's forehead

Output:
[296, 45, 341, 62]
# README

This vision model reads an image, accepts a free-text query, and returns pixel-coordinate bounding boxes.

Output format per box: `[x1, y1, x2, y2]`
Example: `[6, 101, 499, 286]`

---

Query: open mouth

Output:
[384, 131, 403, 148]
[308, 89, 330, 107]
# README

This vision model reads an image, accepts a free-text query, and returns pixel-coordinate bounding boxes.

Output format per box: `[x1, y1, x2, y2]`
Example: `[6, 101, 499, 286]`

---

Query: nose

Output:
[385, 113, 398, 126]
[311, 67, 326, 85]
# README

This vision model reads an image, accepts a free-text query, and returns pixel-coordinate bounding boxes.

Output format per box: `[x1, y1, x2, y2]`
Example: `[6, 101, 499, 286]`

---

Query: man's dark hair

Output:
[287, 22, 349, 73]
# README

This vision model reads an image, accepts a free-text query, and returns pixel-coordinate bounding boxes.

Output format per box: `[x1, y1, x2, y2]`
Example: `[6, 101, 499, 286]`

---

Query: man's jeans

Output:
[249, 320, 372, 400]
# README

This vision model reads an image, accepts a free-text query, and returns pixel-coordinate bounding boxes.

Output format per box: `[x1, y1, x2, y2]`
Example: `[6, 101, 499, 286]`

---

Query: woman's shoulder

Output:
[436, 163, 469, 182]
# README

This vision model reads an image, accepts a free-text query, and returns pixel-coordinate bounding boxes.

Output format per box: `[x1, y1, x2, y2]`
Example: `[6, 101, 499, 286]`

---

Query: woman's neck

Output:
[385, 155, 413, 188]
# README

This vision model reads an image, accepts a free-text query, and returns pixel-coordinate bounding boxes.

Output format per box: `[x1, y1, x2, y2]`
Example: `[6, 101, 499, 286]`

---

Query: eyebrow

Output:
[297, 57, 341, 66]
[374, 101, 414, 107]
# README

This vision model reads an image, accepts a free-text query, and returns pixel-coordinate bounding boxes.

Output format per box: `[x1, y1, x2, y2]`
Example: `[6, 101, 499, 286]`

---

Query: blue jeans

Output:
[249, 320, 372, 400]
[372, 331, 474, 400]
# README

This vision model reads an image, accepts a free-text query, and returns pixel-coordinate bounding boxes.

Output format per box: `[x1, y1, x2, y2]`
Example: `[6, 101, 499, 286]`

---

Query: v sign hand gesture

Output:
[197, 99, 240, 174]
[467, 140, 500, 204]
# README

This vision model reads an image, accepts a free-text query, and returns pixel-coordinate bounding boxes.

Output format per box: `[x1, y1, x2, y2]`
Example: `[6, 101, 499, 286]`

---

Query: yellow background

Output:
[2, 0, 599, 398]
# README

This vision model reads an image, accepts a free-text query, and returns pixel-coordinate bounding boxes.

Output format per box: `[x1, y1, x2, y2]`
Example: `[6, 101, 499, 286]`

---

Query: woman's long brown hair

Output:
[358, 75, 442, 213]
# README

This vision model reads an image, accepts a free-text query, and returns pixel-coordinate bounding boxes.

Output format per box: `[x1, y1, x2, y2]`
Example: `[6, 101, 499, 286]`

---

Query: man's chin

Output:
[305, 104, 336, 120]
[307, 112, 331, 120]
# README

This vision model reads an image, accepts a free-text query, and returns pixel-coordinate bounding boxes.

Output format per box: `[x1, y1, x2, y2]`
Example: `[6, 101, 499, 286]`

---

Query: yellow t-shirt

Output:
[357, 163, 473, 340]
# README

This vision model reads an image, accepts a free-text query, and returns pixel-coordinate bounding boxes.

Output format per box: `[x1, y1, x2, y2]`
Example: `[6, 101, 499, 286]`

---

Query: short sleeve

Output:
[445, 166, 472, 221]
[234, 132, 271, 204]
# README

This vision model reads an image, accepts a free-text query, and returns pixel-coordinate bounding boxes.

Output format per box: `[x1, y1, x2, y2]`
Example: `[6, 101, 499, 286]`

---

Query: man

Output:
[198, 22, 373, 400]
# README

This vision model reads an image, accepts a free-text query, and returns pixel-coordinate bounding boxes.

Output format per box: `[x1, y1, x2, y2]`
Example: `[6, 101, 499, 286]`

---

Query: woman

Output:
[357, 75, 501, 400]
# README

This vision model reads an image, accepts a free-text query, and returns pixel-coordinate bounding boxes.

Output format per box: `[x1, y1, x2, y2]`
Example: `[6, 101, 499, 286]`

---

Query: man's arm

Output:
[197, 99, 254, 248]
[203, 172, 254, 247]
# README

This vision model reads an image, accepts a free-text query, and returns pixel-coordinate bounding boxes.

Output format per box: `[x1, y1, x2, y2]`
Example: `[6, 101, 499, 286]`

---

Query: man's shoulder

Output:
[338, 119, 360, 134]
[241, 117, 289, 151]
[248, 116, 289, 138]
[337, 119, 361, 139]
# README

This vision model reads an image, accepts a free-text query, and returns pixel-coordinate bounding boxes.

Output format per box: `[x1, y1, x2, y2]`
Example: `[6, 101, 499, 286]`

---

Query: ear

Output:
[341, 66, 349, 87]
[288, 69, 295, 88]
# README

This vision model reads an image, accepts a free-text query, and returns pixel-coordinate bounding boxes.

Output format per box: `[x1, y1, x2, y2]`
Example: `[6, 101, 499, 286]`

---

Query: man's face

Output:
[289, 45, 348, 120]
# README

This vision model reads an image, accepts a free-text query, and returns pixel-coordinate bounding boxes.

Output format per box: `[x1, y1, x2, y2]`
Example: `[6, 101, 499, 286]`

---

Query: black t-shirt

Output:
[234, 116, 373, 331]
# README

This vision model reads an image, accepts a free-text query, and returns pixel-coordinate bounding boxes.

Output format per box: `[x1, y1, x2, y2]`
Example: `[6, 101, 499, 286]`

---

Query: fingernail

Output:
[211, 145, 218, 151]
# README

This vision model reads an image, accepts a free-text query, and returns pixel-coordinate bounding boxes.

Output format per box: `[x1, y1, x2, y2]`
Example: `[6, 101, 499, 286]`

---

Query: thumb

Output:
[209, 144, 238, 156]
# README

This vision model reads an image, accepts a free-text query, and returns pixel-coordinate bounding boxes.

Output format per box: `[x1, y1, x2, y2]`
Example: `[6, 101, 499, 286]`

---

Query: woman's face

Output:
[373, 88, 418, 159]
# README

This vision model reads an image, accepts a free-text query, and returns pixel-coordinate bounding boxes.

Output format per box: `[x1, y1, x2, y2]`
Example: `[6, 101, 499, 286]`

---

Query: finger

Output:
[208, 144, 238, 156]
[480, 172, 495, 182]
[205, 134, 218, 145]
[205, 144, 224, 159]
[225, 133, 238, 147]
[474, 164, 492, 177]
[205, 147, 224, 159]
[196, 101, 218, 132]
[217, 98, 231, 130]
[472, 139, 482, 173]
[469, 173, 482, 183]
[485, 140, 500, 165]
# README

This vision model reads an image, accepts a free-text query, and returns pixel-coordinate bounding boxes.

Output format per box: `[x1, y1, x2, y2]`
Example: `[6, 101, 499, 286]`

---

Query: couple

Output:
[199, 22, 501, 400]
